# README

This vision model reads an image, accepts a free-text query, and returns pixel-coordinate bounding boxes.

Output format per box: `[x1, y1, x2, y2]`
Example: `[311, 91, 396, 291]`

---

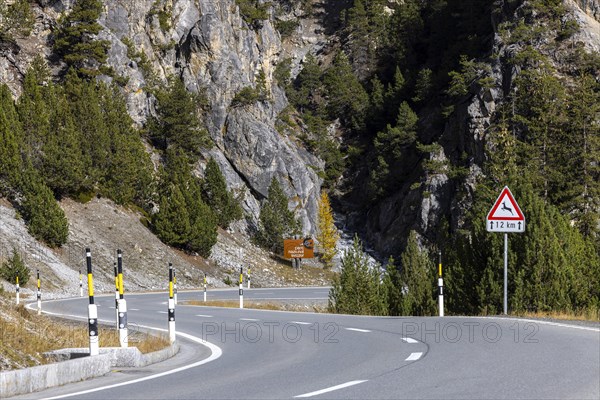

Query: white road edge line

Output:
[405, 352, 423, 361]
[240, 318, 260, 321]
[291, 321, 312, 325]
[25, 306, 223, 400]
[195, 314, 213, 318]
[469, 316, 600, 332]
[402, 337, 418, 344]
[294, 380, 368, 398]
[345, 328, 371, 333]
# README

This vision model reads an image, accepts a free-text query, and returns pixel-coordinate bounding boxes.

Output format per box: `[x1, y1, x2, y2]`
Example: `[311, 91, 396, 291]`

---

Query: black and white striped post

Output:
[438, 251, 444, 317]
[113, 262, 119, 329]
[239, 267, 244, 309]
[168, 263, 176, 344]
[247, 268, 251, 289]
[173, 268, 178, 305]
[117, 250, 128, 347]
[79, 269, 83, 297]
[86, 248, 99, 356]
[203, 272, 207, 302]
[36, 269, 41, 315]
[15, 276, 20, 305]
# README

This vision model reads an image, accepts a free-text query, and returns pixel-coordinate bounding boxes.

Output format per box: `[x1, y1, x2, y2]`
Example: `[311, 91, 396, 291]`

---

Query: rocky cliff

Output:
[1, 0, 598, 270]
[1, 0, 325, 236]
[354, 0, 600, 258]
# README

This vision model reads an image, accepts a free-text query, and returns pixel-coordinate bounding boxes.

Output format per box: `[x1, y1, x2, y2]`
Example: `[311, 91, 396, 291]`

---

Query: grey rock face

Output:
[28, 0, 324, 235]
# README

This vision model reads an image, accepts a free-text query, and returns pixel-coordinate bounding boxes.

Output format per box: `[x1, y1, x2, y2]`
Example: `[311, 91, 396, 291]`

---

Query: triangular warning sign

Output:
[487, 187, 524, 221]
[486, 186, 525, 233]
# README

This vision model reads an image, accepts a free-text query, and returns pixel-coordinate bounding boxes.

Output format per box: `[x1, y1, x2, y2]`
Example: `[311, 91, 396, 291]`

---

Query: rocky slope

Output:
[0, 197, 332, 298]
[1, 0, 325, 234]
[0, 0, 336, 294]
[1, 0, 598, 275]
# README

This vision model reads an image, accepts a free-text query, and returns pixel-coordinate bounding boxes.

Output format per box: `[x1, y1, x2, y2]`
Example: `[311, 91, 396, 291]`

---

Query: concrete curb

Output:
[0, 343, 179, 398]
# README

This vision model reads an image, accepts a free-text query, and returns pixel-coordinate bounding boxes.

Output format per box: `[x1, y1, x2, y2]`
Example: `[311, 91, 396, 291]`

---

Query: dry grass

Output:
[0, 302, 169, 371]
[184, 299, 327, 313]
[186, 300, 283, 310]
[515, 309, 600, 322]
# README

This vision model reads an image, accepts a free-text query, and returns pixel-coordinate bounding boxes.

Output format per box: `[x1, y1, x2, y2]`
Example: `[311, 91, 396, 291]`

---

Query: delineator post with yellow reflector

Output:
[86, 248, 99, 356]
[203, 272, 207, 302]
[168, 263, 176, 344]
[173, 268, 178, 305]
[247, 268, 251, 289]
[239, 267, 244, 309]
[438, 251, 444, 317]
[117, 250, 128, 347]
[36, 269, 41, 314]
[15, 276, 20, 305]
[114, 262, 119, 329]
[79, 269, 83, 297]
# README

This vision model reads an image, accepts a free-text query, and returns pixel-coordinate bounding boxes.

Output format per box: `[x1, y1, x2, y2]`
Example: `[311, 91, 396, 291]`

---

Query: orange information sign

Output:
[283, 238, 314, 259]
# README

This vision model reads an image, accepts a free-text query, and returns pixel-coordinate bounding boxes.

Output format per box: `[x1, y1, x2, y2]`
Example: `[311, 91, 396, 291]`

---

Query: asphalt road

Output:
[15, 287, 600, 399]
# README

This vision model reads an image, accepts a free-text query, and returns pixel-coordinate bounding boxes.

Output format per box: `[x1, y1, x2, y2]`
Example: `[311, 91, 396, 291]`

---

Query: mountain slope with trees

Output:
[0, 0, 598, 317]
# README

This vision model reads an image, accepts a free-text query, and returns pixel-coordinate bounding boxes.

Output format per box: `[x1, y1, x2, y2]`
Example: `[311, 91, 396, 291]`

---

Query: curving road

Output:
[15, 287, 600, 399]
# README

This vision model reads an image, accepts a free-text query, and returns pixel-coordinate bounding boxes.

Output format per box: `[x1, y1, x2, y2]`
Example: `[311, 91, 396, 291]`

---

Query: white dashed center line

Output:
[294, 380, 368, 398]
[405, 352, 423, 361]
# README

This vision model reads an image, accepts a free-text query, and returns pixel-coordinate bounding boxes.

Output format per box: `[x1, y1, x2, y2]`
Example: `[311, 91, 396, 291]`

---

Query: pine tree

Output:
[100, 84, 154, 206]
[255, 177, 300, 254]
[152, 184, 192, 248]
[316, 191, 339, 268]
[20, 166, 69, 247]
[398, 231, 436, 316]
[186, 200, 218, 258]
[288, 54, 322, 113]
[566, 73, 600, 238]
[202, 157, 243, 229]
[153, 149, 219, 257]
[0, 248, 30, 285]
[0, 84, 23, 190]
[148, 76, 211, 157]
[323, 51, 369, 132]
[52, 0, 111, 78]
[371, 101, 418, 196]
[64, 69, 110, 187]
[41, 85, 85, 196]
[18, 56, 52, 170]
[328, 235, 387, 315]
[383, 256, 404, 316]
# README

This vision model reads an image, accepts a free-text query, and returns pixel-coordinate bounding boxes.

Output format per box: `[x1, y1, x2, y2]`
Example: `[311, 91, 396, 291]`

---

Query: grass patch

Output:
[186, 300, 282, 310]
[0, 304, 170, 371]
[514, 309, 599, 322]
[184, 299, 327, 313]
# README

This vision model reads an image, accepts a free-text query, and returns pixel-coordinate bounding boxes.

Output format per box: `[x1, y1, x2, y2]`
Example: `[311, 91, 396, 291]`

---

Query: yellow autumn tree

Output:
[316, 191, 340, 268]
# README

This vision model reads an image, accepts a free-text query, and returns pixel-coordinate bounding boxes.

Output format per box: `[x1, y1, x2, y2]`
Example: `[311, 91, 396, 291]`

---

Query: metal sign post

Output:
[486, 186, 525, 315]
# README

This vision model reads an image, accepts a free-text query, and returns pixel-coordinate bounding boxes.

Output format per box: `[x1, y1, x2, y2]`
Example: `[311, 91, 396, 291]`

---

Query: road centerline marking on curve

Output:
[294, 380, 368, 398]
[345, 328, 371, 333]
[405, 352, 423, 361]
[240, 318, 260, 321]
[195, 314, 213, 318]
[402, 337, 418, 344]
[291, 321, 312, 325]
